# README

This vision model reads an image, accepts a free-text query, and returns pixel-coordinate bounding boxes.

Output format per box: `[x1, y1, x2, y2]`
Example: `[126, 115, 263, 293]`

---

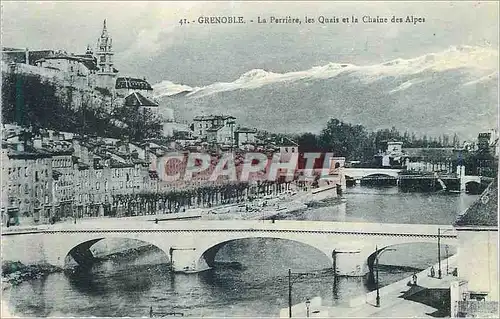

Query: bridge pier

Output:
[169, 247, 210, 273]
[333, 249, 367, 277]
[457, 165, 466, 192]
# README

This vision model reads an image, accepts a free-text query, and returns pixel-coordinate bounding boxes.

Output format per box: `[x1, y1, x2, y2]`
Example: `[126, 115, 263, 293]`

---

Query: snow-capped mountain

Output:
[153, 46, 498, 139]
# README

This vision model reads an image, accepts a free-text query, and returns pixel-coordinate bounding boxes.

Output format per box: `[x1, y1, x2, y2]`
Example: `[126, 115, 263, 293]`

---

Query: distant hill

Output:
[153, 46, 498, 140]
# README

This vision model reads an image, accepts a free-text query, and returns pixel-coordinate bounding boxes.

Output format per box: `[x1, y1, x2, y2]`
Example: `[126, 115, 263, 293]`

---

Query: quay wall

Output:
[349, 254, 458, 307]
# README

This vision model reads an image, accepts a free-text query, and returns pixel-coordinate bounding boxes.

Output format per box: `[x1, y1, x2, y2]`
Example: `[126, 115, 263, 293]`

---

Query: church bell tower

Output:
[96, 19, 114, 74]
[95, 19, 117, 88]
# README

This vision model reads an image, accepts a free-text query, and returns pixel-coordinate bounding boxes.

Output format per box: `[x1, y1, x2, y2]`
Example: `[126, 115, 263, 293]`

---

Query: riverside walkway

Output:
[284, 255, 458, 318]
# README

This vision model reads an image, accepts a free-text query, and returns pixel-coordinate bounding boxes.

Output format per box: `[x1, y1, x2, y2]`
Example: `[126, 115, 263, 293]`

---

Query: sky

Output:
[1, 1, 499, 86]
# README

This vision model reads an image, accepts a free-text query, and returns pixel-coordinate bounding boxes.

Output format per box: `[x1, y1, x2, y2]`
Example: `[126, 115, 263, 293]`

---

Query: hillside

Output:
[1, 67, 161, 141]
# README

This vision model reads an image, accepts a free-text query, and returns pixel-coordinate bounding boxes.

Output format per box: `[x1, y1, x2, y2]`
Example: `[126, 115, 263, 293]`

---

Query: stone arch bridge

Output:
[2, 220, 456, 276]
[343, 168, 402, 181]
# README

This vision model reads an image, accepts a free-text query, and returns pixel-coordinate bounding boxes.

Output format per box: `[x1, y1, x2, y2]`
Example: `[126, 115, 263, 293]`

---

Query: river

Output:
[3, 186, 478, 317]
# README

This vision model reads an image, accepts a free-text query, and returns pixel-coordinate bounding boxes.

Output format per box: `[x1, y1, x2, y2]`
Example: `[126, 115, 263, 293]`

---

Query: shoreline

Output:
[1, 261, 63, 290]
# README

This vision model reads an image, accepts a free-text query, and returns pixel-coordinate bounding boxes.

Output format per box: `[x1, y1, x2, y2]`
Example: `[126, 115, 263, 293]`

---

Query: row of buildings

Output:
[1, 119, 301, 226]
[1, 125, 159, 225]
[181, 114, 299, 153]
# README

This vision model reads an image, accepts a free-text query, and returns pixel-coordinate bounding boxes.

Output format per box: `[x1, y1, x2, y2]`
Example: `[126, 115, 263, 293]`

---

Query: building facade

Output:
[192, 115, 236, 140]
[1, 143, 53, 225]
[452, 180, 498, 317]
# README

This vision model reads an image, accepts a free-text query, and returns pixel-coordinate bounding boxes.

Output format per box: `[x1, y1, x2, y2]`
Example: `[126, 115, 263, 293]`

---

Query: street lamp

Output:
[437, 228, 441, 279]
[288, 268, 311, 318]
[305, 298, 311, 318]
[374, 246, 396, 307]
[445, 245, 449, 275]
[437, 227, 454, 279]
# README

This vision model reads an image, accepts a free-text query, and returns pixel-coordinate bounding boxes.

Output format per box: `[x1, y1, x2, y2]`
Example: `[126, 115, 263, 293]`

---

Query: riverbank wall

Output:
[349, 254, 457, 308]
[282, 254, 458, 317]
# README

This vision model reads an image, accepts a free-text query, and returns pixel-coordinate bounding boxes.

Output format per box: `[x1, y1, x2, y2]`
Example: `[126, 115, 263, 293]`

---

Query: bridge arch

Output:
[66, 237, 105, 267]
[343, 168, 401, 180]
[362, 241, 458, 275]
[361, 173, 397, 179]
[58, 235, 171, 269]
[195, 235, 334, 271]
[465, 180, 482, 194]
[360, 174, 398, 187]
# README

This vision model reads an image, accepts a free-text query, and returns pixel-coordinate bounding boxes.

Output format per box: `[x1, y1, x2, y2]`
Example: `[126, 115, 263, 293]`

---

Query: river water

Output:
[4, 186, 478, 317]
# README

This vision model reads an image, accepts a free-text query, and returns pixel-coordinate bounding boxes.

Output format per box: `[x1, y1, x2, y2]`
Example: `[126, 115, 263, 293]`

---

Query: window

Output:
[104, 181, 108, 191]
[96, 182, 100, 190]
[285, 147, 288, 152]
[35, 171, 39, 182]
[199, 123, 202, 128]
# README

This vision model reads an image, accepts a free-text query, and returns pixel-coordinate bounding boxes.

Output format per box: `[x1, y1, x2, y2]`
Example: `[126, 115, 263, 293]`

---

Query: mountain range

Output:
[153, 45, 498, 140]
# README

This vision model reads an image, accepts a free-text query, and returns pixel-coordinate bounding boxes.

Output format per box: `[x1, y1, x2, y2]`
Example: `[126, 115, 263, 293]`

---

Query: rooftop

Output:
[124, 92, 159, 107]
[454, 179, 498, 227]
[36, 52, 100, 71]
[235, 127, 257, 133]
[115, 77, 153, 90]
[193, 115, 236, 121]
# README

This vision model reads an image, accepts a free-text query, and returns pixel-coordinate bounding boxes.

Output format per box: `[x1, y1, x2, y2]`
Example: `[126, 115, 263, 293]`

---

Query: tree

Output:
[318, 119, 368, 160]
[452, 133, 460, 148]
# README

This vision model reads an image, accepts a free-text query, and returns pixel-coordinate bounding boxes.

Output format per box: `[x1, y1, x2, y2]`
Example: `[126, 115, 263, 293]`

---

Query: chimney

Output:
[25, 48, 29, 65]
